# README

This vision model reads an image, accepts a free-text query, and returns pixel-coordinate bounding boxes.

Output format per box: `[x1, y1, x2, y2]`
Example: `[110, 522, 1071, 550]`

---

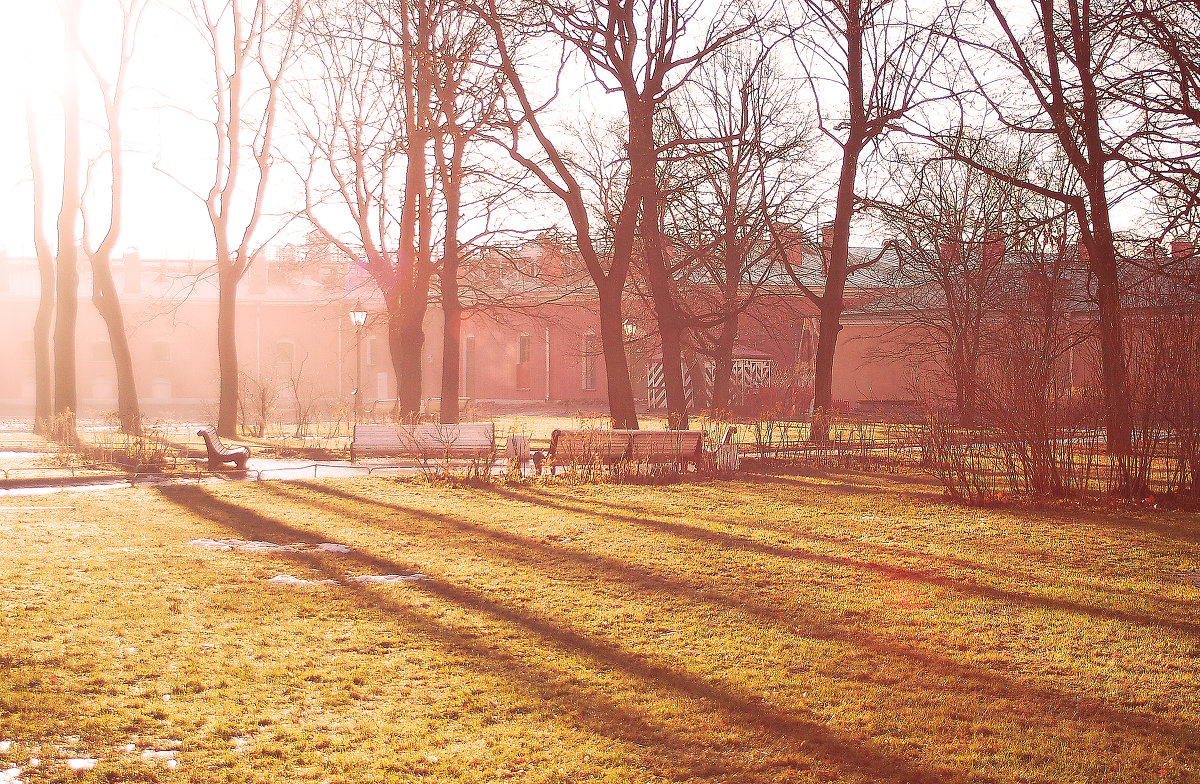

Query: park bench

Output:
[197, 426, 250, 470]
[536, 429, 707, 474]
[365, 399, 400, 423]
[350, 422, 496, 463]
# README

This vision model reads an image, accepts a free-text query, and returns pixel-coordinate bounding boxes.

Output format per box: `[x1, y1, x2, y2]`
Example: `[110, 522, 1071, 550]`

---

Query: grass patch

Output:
[0, 468, 1198, 782]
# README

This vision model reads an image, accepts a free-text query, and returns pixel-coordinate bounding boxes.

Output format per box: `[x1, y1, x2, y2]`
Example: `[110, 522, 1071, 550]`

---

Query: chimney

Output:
[1172, 240, 1195, 265]
[122, 248, 141, 294]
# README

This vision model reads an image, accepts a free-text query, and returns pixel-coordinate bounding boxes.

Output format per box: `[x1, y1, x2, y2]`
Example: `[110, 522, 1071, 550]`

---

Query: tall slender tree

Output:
[187, 0, 298, 436]
[483, 0, 757, 428]
[943, 0, 1142, 455]
[53, 0, 84, 442]
[81, 0, 149, 434]
[25, 102, 56, 437]
[789, 0, 950, 439]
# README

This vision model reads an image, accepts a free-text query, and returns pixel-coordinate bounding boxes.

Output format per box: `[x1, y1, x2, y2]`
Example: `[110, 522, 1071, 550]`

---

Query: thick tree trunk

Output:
[597, 280, 639, 429]
[440, 296, 461, 424]
[711, 316, 738, 412]
[810, 140, 862, 442]
[1085, 224, 1132, 456]
[388, 306, 425, 419]
[216, 267, 240, 437]
[91, 258, 140, 434]
[635, 107, 689, 429]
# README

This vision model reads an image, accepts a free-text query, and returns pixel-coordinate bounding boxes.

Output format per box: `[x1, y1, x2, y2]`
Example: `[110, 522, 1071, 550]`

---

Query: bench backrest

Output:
[628, 430, 705, 462]
[547, 429, 632, 463]
[198, 426, 231, 454]
[352, 422, 495, 455]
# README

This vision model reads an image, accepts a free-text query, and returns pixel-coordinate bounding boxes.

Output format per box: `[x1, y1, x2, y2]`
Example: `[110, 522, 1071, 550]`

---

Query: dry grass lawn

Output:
[1, 467, 1198, 783]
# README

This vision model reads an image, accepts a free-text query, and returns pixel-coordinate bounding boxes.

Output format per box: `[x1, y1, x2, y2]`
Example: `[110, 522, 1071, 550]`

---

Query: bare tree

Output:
[943, 0, 1141, 455]
[483, 0, 757, 428]
[25, 102, 56, 436]
[660, 47, 813, 412]
[1121, 0, 1200, 231]
[431, 10, 504, 424]
[53, 0, 85, 441]
[295, 0, 497, 421]
[788, 0, 951, 440]
[80, 0, 150, 434]
[869, 136, 1037, 425]
[186, 0, 298, 436]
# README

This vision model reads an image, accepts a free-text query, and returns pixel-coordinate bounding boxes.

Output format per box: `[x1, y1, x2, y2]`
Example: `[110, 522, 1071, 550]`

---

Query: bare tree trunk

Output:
[1086, 224, 1133, 455]
[91, 261, 140, 433]
[639, 143, 689, 429]
[438, 133, 466, 424]
[389, 309, 426, 418]
[26, 103, 55, 436]
[53, 0, 83, 442]
[711, 317, 737, 412]
[216, 266, 240, 436]
[811, 141, 860, 440]
[597, 280, 639, 429]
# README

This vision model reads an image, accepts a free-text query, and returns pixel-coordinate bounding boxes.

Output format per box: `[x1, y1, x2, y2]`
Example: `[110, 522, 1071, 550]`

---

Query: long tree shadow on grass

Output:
[258, 480, 1200, 757]
[158, 483, 989, 784]
[669, 477, 1200, 614]
[751, 471, 1200, 545]
[483, 484, 1200, 638]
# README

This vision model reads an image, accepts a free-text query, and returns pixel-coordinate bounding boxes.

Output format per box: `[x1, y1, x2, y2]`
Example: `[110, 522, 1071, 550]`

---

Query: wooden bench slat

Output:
[351, 423, 496, 462]
[540, 429, 706, 473]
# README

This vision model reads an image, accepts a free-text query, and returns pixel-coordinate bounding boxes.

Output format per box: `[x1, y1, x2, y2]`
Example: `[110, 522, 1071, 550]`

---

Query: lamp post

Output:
[350, 302, 367, 424]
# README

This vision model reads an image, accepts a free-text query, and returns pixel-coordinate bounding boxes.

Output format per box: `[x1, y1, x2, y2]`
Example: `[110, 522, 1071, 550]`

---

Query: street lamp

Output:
[350, 302, 367, 424]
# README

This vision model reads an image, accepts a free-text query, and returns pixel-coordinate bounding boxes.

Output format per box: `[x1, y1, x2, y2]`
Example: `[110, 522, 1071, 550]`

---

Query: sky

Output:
[1, 0, 296, 260]
[0, 0, 1153, 264]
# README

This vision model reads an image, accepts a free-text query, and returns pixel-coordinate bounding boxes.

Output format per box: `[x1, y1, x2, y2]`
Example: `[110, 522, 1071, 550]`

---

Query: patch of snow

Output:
[66, 758, 97, 771]
[267, 575, 339, 587]
[349, 573, 427, 585]
[141, 750, 176, 762]
[0, 768, 22, 784]
[0, 742, 9, 752]
[316, 543, 352, 553]
[189, 538, 300, 553]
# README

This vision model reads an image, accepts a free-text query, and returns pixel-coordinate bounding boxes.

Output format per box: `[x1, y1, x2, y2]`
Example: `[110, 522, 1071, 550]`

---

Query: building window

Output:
[152, 340, 171, 363]
[368, 337, 379, 366]
[582, 331, 599, 391]
[275, 341, 295, 365]
[516, 333, 532, 390]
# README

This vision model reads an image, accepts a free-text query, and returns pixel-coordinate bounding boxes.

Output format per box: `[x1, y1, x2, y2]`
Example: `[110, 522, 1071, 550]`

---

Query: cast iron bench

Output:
[350, 422, 496, 463]
[536, 429, 706, 474]
[197, 426, 250, 470]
